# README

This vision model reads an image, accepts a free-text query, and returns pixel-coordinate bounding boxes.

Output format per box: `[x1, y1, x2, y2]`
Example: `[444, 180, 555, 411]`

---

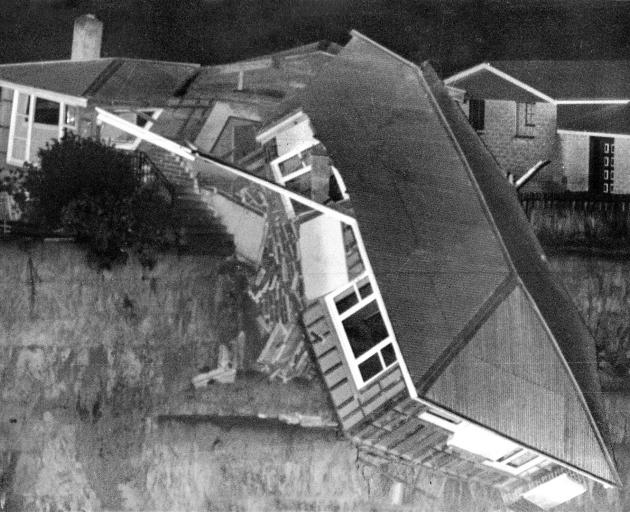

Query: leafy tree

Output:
[23, 132, 174, 268]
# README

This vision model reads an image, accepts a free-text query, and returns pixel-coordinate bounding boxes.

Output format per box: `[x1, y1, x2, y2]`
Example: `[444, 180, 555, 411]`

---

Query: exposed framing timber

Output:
[94, 107, 194, 160]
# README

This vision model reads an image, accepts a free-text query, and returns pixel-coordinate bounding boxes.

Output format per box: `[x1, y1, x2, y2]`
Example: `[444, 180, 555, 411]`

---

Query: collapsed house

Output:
[0, 14, 622, 510]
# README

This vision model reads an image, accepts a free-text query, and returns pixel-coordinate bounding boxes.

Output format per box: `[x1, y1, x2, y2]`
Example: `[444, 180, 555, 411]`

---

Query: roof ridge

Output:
[417, 275, 517, 393]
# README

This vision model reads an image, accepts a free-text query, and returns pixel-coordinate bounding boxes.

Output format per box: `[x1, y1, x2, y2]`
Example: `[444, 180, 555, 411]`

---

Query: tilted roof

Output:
[274, 31, 619, 485]
[558, 103, 630, 135]
[447, 60, 630, 101]
[0, 58, 199, 104]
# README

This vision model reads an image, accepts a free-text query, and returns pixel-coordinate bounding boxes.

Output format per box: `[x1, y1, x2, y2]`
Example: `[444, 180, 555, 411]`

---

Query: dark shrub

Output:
[23, 132, 174, 268]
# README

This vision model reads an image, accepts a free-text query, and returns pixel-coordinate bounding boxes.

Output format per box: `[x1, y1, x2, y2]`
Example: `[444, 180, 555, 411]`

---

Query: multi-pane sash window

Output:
[326, 274, 399, 386]
[7, 90, 78, 165]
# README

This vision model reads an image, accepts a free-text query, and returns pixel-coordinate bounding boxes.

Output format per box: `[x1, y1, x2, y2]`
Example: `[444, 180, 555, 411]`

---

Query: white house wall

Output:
[299, 214, 348, 301]
[274, 118, 318, 157]
[560, 132, 590, 192]
[0, 87, 12, 164]
[561, 132, 630, 194]
[201, 189, 266, 264]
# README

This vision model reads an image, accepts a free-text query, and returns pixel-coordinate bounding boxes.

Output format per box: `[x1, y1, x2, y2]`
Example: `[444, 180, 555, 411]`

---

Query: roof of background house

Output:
[558, 103, 630, 135]
[447, 60, 630, 101]
[0, 58, 199, 104]
[270, 31, 619, 485]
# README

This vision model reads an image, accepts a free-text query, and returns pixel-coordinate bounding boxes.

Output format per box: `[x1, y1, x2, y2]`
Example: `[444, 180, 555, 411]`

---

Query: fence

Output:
[130, 150, 175, 204]
[519, 192, 630, 248]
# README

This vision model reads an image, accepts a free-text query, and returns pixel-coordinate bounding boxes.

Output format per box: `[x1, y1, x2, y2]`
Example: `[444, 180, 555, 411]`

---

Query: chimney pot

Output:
[71, 14, 103, 61]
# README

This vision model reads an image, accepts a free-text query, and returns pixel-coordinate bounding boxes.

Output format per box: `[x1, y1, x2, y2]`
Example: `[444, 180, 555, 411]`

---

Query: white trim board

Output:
[0, 79, 87, 107]
[558, 129, 630, 139]
[445, 64, 630, 105]
[444, 63, 554, 103]
[95, 107, 194, 161]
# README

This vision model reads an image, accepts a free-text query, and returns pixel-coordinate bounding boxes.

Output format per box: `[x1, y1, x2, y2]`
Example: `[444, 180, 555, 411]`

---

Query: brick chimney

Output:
[71, 14, 103, 61]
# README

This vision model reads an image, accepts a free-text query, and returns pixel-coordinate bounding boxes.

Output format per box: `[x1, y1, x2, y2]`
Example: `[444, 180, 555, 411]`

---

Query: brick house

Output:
[445, 61, 630, 193]
[99, 32, 621, 510]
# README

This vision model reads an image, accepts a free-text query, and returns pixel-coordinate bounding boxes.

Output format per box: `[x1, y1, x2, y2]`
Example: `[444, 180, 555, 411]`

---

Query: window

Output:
[516, 102, 536, 137]
[327, 274, 399, 386]
[33, 98, 60, 125]
[468, 99, 485, 131]
[270, 142, 330, 216]
[7, 90, 76, 165]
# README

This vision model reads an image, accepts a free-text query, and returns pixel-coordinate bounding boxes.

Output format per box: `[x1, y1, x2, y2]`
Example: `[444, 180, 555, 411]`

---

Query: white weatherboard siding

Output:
[274, 117, 318, 157]
[201, 190, 266, 264]
[299, 215, 348, 300]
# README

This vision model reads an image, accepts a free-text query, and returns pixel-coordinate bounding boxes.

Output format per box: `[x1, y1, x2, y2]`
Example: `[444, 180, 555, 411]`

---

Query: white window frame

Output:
[324, 271, 400, 388]
[484, 447, 547, 476]
[6, 90, 81, 166]
[271, 141, 349, 216]
[100, 108, 163, 151]
[270, 141, 318, 217]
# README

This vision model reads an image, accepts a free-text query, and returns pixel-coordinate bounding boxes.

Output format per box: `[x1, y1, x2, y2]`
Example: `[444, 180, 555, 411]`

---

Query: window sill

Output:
[513, 135, 536, 140]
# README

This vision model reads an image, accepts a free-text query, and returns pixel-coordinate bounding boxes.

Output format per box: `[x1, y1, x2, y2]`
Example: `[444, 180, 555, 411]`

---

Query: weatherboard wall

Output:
[302, 299, 407, 432]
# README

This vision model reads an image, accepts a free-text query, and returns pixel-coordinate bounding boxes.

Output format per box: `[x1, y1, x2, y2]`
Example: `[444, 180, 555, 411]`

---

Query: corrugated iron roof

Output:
[0, 58, 199, 104]
[273, 31, 619, 485]
[558, 103, 630, 135]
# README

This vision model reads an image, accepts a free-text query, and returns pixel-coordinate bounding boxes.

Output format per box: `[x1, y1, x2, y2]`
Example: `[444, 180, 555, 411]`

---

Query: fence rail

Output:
[130, 151, 175, 203]
[519, 192, 630, 247]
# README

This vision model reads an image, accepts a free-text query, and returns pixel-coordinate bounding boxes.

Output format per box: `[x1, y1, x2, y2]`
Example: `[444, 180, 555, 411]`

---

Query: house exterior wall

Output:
[560, 132, 590, 192]
[561, 133, 630, 194]
[461, 99, 562, 191]
[0, 87, 12, 165]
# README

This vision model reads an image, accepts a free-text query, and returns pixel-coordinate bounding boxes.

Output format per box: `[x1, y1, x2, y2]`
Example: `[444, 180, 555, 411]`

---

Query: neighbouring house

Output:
[96, 31, 622, 510]
[445, 60, 630, 194]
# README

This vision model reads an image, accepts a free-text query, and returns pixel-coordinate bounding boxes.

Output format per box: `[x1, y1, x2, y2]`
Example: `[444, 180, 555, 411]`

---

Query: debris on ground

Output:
[192, 344, 236, 388]
[255, 322, 314, 383]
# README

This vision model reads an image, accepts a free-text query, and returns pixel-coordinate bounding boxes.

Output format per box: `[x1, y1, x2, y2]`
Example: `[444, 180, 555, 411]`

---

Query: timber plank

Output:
[319, 348, 343, 373]
[331, 381, 354, 405]
[397, 428, 446, 459]
[352, 423, 385, 444]
[407, 431, 449, 461]
[378, 365, 403, 389]
[374, 417, 425, 451]
[323, 364, 347, 388]
[358, 380, 382, 404]
[341, 409, 365, 430]
[312, 333, 338, 357]
[336, 397, 361, 419]
[373, 410, 406, 432]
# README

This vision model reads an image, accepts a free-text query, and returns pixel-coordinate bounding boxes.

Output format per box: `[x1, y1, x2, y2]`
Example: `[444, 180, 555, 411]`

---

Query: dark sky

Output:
[3, 0, 630, 75]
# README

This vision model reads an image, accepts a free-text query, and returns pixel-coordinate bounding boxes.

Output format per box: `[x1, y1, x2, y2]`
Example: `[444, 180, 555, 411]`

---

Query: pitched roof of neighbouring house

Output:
[270, 31, 619, 485]
[0, 58, 199, 104]
[446, 60, 630, 102]
[558, 103, 630, 135]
